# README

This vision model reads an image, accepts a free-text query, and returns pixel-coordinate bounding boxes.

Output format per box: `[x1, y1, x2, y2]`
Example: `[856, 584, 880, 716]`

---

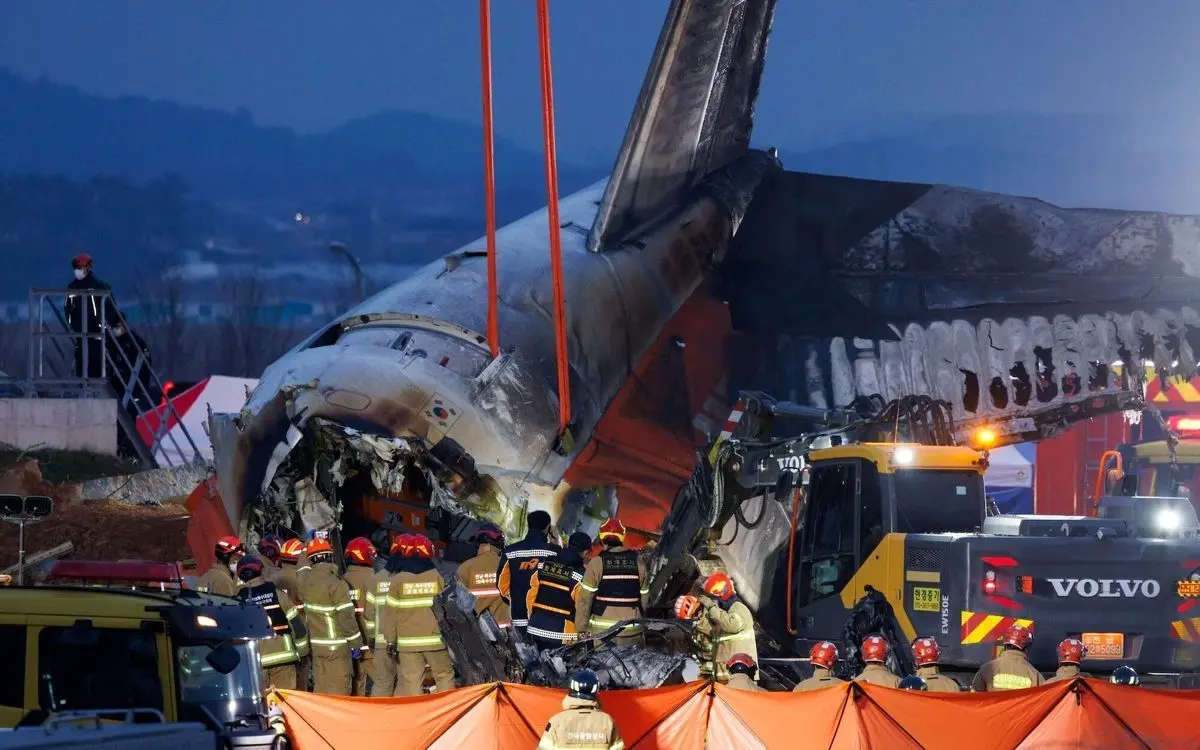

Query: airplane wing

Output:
[587, 0, 777, 251]
[716, 169, 1200, 418]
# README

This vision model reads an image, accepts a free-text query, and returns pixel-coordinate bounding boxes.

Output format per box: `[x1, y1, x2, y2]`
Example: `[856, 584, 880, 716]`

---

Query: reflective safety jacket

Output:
[1046, 664, 1083, 683]
[537, 697, 625, 750]
[384, 561, 447, 652]
[793, 667, 845, 691]
[525, 551, 585, 644]
[855, 663, 901, 688]
[298, 561, 361, 655]
[576, 548, 648, 634]
[457, 544, 510, 627]
[364, 568, 393, 647]
[917, 665, 962, 692]
[271, 561, 308, 656]
[197, 562, 241, 597]
[497, 531, 556, 628]
[726, 673, 763, 692]
[238, 576, 308, 667]
[970, 649, 1045, 692]
[343, 563, 376, 654]
[696, 597, 757, 682]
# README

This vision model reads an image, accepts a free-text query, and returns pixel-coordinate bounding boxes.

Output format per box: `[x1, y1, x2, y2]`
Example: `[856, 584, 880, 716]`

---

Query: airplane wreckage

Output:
[193, 0, 1200, 687]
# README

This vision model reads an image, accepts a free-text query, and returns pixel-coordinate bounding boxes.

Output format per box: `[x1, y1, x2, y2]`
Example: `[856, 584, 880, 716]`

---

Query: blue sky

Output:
[1, 1, 1199, 160]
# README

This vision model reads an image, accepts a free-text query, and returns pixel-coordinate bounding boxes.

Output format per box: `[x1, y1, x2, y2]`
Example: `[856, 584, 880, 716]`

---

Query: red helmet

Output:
[702, 572, 736, 601]
[1057, 638, 1085, 665]
[673, 594, 701, 620]
[598, 517, 627, 545]
[1002, 623, 1033, 651]
[279, 538, 305, 562]
[390, 533, 415, 556]
[71, 253, 93, 269]
[257, 535, 283, 563]
[215, 536, 244, 557]
[911, 637, 941, 667]
[861, 634, 889, 664]
[726, 653, 757, 677]
[809, 641, 838, 670]
[305, 537, 333, 558]
[344, 537, 377, 565]
[408, 534, 435, 559]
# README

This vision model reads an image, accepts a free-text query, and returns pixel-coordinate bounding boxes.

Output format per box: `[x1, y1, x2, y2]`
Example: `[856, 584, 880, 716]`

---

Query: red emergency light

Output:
[1168, 415, 1200, 436]
[48, 560, 184, 585]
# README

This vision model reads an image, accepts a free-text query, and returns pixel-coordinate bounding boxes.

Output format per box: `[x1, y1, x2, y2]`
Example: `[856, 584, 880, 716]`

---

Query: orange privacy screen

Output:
[273, 678, 1198, 750]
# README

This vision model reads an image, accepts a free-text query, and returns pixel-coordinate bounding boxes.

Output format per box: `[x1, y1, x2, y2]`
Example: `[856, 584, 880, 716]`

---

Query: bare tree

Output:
[132, 270, 193, 380]
[215, 271, 300, 377]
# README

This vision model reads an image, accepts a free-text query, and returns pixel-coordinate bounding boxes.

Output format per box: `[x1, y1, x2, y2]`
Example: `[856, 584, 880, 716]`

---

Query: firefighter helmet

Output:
[344, 537, 377, 565]
[911, 637, 941, 667]
[1057, 638, 1085, 665]
[861, 634, 889, 664]
[215, 536, 244, 559]
[279, 538, 305, 562]
[236, 556, 264, 582]
[470, 524, 504, 546]
[257, 535, 283, 563]
[568, 669, 600, 700]
[598, 517, 627, 545]
[1001, 623, 1033, 651]
[726, 653, 757, 678]
[71, 253, 93, 269]
[1110, 665, 1139, 685]
[390, 533, 415, 556]
[408, 534, 435, 559]
[899, 675, 928, 691]
[305, 537, 333, 559]
[673, 594, 701, 620]
[702, 572, 736, 601]
[809, 641, 838, 670]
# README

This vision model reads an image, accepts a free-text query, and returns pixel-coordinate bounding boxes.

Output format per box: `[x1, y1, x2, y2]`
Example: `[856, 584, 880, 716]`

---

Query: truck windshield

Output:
[893, 469, 985, 534]
[175, 643, 263, 727]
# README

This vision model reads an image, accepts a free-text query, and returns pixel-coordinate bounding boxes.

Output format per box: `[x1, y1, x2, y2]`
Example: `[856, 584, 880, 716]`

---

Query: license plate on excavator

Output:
[1083, 632, 1124, 659]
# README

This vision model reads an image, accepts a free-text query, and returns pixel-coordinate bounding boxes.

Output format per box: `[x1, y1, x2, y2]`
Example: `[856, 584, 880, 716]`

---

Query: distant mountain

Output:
[780, 113, 1200, 215]
[0, 69, 603, 203]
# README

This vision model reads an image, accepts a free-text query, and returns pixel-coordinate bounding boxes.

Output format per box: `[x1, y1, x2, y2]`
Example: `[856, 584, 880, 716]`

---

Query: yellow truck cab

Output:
[0, 576, 277, 748]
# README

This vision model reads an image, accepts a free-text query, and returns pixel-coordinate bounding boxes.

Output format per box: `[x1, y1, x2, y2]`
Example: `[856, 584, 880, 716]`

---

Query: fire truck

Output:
[646, 393, 1200, 687]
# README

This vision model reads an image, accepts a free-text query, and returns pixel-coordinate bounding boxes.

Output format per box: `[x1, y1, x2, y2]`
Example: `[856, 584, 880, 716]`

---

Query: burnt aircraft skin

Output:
[720, 170, 1200, 422]
[213, 0, 782, 540]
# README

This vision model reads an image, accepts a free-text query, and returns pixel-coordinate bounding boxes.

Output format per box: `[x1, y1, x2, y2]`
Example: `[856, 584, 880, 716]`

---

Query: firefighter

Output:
[456, 524, 510, 629]
[910, 637, 962, 693]
[537, 669, 624, 750]
[695, 572, 757, 683]
[343, 536, 378, 696]
[576, 518, 648, 646]
[1110, 665, 1139, 685]
[970, 623, 1044, 692]
[257, 535, 284, 571]
[498, 509, 557, 635]
[1046, 638, 1086, 683]
[793, 641, 845, 692]
[298, 537, 361, 695]
[236, 556, 308, 690]
[275, 538, 311, 690]
[854, 634, 901, 688]
[725, 653, 764, 692]
[197, 536, 244, 596]
[384, 533, 456, 696]
[64, 253, 120, 379]
[365, 534, 413, 697]
[899, 675, 928, 691]
[526, 532, 591, 650]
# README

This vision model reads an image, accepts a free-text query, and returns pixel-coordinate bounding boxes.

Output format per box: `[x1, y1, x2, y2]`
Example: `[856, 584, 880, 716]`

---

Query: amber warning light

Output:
[1179, 580, 1200, 598]
[970, 427, 998, 450]
[1167, 415, 1200, 436]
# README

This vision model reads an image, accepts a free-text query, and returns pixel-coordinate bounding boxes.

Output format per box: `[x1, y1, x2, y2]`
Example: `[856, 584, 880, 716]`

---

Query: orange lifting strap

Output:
[536, 0, 572, 432]
[478, 0, 500, 358]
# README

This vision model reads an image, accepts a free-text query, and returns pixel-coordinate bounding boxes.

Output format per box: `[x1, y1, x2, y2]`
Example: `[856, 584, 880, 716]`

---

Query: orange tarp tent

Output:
[274, 679, 1200, 750]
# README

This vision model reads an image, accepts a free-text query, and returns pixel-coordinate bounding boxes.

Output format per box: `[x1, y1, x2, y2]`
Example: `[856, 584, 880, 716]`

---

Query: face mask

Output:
[229, 561, 240, 575]
[73, 269, 86, 280]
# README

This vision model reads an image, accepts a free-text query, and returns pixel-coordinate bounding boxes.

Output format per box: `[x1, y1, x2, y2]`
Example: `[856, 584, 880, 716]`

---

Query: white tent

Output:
[984, 442, 1036, 514]
[137, 376, 257, 465]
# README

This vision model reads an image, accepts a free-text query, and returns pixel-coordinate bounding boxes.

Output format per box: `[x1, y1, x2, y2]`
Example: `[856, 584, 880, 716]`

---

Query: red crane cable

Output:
[479, 0, 500, 359]
[536, 0, 571, 432]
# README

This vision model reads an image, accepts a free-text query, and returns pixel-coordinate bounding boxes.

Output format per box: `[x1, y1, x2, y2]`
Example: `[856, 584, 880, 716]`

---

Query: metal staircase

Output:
[17, 288, 202, 468]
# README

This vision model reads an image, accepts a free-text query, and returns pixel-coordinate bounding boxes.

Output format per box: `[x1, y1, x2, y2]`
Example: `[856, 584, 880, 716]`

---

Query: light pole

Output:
[1, 495, 53, 585]
[330, 242, 364, 303]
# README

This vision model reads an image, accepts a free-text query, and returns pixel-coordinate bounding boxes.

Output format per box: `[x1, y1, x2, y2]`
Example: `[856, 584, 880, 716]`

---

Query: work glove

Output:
[351, 648, 362, 661]
[387, 644, 399, 658]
